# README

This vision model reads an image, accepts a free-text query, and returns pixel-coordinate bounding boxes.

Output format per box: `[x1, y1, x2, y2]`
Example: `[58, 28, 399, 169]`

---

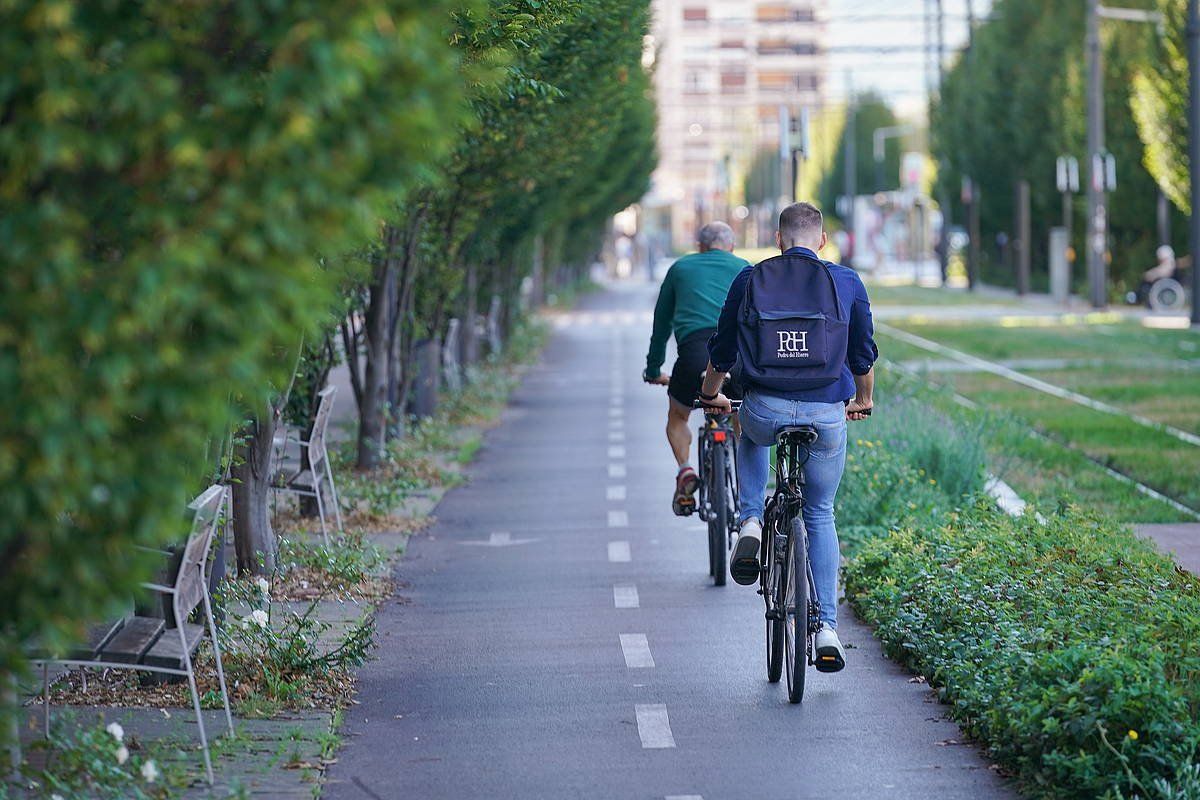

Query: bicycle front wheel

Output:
[708, 446, 727, 587]
[784, 518, 808, 704]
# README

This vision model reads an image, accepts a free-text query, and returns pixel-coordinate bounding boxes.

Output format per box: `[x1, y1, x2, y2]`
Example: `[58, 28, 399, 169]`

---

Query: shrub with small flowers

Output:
[847, 501, 1200, 799]
[215, 577, 375, 709]
[6, 718, 175, 799]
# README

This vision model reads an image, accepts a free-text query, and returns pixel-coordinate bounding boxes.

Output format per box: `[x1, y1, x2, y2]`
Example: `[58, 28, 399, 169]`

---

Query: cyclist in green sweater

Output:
[643, 221, 750, 514]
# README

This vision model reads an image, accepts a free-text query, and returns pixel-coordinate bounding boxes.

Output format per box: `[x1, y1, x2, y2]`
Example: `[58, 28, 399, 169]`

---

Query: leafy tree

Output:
[818, 93, 904, 225]
[933, 0, 1168, 290]
[1132, 0, 1188, 212]
[0, 0, 471, 694]
[347, 0, 657, 468]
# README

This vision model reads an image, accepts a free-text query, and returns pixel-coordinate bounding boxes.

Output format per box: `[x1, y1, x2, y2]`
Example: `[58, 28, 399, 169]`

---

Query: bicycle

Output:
[691, 399, 741, 586]
[760, 424, 826, 703]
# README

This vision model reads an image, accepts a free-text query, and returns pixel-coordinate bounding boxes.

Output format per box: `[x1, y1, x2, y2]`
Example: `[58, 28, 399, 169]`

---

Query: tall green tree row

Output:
[932, 0, 1176, 290]
[0, 0, 472, 693]
[347, 0, 657, 468]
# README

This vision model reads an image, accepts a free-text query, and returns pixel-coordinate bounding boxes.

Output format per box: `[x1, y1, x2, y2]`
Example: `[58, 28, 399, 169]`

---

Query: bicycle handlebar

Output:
[693, 399, 743, 411]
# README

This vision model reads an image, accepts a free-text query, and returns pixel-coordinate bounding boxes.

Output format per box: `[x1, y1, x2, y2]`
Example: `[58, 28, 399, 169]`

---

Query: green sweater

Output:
[645, 249, 750, 376]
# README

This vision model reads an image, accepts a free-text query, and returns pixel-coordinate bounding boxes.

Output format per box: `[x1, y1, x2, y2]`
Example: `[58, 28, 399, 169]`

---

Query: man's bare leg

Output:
[667, 396, 700, 515]
[666, 397, 693, 467]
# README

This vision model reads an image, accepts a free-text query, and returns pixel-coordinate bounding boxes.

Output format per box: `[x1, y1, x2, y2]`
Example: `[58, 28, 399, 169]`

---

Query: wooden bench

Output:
[29, 485, 234, 784]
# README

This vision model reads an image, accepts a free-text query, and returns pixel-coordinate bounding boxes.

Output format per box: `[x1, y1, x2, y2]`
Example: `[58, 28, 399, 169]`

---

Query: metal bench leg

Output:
[178, 624, 214, 784]
[325, 461, 344, 533]
[6, 675, 21, 779]
[314, 482, 329, 547]
[202, 589, 234, 736]
[41, 664, 49, 737]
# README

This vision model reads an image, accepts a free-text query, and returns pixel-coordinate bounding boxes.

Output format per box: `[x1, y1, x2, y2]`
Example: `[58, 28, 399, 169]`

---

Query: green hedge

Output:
[0, 1, 468, 684]
[845, 504, 1200, 799]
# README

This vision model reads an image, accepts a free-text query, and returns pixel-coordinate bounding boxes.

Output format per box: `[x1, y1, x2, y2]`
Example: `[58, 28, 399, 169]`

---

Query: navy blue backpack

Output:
[735, 252, 848, 392]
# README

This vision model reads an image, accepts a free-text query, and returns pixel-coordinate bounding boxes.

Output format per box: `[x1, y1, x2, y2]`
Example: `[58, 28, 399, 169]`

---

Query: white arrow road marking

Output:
[608, 510, 629, 528]
[613, 584, 639, 608]
[634, 704, 676, 749]
[607, 485, 627, 501]
[620, 634, 655, 668]
[460, 531, 539, 547]
[608, 541, 631, 562]
[609, 464, 627, 479]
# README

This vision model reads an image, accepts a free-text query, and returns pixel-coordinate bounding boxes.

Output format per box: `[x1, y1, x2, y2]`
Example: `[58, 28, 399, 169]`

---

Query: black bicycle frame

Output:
[762, 437, 822, 640]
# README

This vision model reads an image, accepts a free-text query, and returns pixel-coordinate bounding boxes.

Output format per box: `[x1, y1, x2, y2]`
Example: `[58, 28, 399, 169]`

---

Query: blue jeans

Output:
[737, 391, 847, 629]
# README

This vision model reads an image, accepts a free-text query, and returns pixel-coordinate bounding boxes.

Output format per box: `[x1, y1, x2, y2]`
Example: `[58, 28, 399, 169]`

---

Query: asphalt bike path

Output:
[324, 283, 1015, 800]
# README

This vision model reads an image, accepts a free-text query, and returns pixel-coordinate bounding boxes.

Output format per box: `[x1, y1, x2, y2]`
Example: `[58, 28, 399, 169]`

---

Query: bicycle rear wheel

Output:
[784, 518, 808, 704]
[708, 447, 727, 586]
[765, 520, 783, 682]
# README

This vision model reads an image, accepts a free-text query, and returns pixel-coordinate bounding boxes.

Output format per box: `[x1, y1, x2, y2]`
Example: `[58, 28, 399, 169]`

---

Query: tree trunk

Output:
[530, 234, 546, 308]
[385, 205, 428, 439]
[232, 410, 279, 576]
[460, 262, 479, 368]
[356, 227, 401, 470]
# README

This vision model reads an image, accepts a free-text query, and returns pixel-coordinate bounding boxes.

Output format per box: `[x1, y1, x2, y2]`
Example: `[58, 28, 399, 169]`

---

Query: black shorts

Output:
[668, 329, 741, 407]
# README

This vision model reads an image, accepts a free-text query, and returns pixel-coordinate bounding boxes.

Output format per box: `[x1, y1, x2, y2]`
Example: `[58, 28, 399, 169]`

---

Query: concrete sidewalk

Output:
[1137, 524, 1200, 574]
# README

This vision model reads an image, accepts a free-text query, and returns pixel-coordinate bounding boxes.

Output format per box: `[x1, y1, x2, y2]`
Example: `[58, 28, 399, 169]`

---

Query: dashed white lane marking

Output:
[665, 796, 703, 800]
[608, 541, 631, 562]
[610, 416, 625, 427]
[609, 464, 627, 478]
[608, 445, 626, 459]
[609, 430, 626, 442]
[609, 407, 623, 418]
[613, 584, 639, 608]
[608, 510, 629, 528]
[607, 485, 627, 501]
[879, 322, 1200, 448]
[620, 634, 655, 668]
[634, 704, 676, 749]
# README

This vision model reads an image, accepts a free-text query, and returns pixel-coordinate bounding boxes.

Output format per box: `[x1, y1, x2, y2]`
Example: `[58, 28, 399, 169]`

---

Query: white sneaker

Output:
[814, 624, 846, 673]
[730, 518, 762, 585]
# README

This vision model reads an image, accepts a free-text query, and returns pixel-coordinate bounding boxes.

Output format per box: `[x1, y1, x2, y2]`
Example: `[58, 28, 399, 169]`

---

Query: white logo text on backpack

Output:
[776, 330, 809, 358]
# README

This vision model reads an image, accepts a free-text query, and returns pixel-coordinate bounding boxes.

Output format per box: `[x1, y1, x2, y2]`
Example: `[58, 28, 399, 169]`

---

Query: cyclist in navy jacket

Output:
[699, 202, 877, 671]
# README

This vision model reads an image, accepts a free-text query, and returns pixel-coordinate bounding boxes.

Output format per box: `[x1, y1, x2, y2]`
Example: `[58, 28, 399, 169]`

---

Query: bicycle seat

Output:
[776, 425, 818, 447]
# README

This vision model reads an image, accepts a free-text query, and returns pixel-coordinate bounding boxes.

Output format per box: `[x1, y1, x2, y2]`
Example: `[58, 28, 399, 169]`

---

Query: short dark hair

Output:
[778, 202, 823, 248]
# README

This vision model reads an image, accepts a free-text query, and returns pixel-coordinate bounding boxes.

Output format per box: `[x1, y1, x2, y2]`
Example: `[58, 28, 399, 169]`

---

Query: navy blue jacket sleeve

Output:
[707, 265, 752, 372]
[847, 274, 878, 376]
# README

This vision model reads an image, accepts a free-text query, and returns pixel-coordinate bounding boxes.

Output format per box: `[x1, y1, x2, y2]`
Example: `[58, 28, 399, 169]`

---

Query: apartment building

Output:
[644, 0, 828, 250]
